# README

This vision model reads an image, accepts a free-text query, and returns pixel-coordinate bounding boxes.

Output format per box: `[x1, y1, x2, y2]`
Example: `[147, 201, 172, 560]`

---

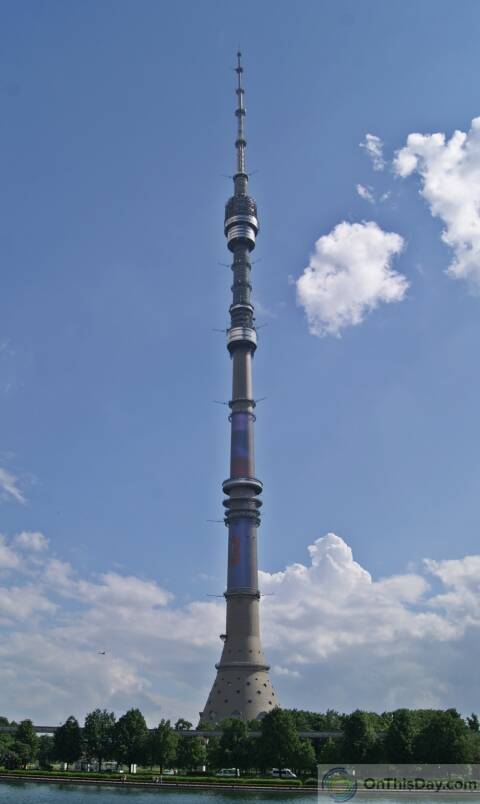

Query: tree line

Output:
[317, 708, 480, 764]
[1, 707, 479, 775]
[0, 709, 316, 775]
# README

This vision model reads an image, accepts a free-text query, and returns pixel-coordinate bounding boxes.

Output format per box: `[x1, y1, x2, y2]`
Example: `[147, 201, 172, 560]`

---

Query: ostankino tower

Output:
[200, 54, 278, 724]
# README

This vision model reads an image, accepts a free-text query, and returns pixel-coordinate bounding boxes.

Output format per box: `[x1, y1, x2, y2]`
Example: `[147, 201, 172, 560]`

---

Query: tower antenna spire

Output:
[234, 50, 247, 180]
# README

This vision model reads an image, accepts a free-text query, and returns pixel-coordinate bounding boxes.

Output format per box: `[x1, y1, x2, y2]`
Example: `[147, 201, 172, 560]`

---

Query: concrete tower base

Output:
[201, 666, 277, 724]
[200, 594, 277, 724]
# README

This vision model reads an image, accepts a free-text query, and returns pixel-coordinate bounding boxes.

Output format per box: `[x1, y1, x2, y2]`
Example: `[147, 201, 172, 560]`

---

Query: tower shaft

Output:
[200, 54, 277, 725]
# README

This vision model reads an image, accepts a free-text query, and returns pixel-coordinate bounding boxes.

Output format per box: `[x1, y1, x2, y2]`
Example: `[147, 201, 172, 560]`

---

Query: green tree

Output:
[413, 711, 471, 763]
[147, 719, 178, 773]
[291, 738, 316, 776]
[287, 709, 312, 731]
[384, 709, 415, 762]
[0, 747, 21, 770]
[205, 735, 222, 772]
[286, 708, 343, 733]
[14, 720, 38, 766]
[0, 718, 13, 756]
[322, 709, 344, 732]
[467, 713, 480, 733]
[174, 718, 192, 731]
[54, 716, 83, 767]
[341, 710, 377, 762]
[257, 708, 301, 774]
[12, 741, 33, 769]
[38, 735, 55, 769]
[0, 717, 12, 758]
[218, 718, 251, 774]
[318, 736, 343, 765]
[83, 709, 116, 771]
[371, 711, 393, 731]
[176, 735, 206, 772]
[113, 708, 149, 770]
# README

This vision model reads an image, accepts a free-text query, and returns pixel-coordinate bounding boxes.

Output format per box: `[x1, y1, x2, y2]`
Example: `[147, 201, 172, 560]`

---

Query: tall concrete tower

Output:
[200, 54, 278, 725]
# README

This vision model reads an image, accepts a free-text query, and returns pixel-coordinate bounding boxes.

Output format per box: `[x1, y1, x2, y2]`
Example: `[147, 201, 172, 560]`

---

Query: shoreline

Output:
[3, 774, 480, 797]
[0, 772, 314, 795]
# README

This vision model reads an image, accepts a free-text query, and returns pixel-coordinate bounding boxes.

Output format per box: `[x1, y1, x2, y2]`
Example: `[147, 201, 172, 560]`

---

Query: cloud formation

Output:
[1, 530, 480, 723]
[0, 467, 25, 504]
[394, 118, 480, 290]
[0, 534, 21, 570]
[360, 133, 385, 171]
[356, 185, 391, 205]
[296, 221, 408, 336]
[356, 184, 375, 203]
[14, 531, 49, 552]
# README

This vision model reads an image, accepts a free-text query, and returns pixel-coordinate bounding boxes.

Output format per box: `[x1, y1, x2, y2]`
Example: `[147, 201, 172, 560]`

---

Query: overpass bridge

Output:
[0, 726, 341, 739]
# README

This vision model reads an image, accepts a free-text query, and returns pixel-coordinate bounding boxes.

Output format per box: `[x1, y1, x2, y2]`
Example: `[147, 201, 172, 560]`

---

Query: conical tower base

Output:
[200, 663, 277, 724]
[200, 593, 278, 724]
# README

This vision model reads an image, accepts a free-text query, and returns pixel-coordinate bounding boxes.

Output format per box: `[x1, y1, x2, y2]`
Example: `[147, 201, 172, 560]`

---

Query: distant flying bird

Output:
[97, 651, 107, 655]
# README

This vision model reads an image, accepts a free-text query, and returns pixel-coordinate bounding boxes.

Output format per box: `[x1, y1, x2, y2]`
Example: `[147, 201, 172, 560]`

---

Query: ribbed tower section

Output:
[200, 54, 278, 725]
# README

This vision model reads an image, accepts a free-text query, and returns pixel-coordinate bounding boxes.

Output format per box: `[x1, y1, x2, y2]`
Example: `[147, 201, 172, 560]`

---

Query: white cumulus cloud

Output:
[394, 117, 480, 290]
[0, 585, 56, 622]
[1, 530, 480, 722]
[425, 554, 480, 616]
[260, 534, 452, 663]
[296, 221, 408, 336]
[0, 534, 21, 570]
[360, 133, 385, 171]
[272, 665, 301, 679]
[14, 531, 49, 552]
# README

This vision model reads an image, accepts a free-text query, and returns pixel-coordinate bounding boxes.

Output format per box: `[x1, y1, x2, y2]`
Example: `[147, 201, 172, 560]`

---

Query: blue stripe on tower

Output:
[228, 518, 254, 589]
[230, 411, 250, 477]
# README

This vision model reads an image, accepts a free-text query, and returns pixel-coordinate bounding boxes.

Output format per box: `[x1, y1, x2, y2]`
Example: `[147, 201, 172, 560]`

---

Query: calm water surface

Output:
[0, 782, 480, 804]
[0, 782, 313, 804]
[2, 783, 480, 804]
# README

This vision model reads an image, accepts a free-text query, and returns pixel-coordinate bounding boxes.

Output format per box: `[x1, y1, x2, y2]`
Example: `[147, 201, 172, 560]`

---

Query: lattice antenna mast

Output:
[235, 51, 247, 177]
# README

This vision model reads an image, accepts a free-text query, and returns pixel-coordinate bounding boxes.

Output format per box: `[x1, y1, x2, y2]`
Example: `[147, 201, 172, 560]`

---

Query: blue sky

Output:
[2, 0, 480, 723]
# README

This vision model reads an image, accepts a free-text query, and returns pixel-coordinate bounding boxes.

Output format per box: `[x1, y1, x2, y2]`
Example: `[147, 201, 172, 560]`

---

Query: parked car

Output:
[216, 768, 240, 777]
[162, 769, 175, 776]
[270, 768, 297, 778]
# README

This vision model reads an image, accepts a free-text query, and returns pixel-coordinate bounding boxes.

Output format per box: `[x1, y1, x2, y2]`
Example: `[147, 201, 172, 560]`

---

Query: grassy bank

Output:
[0, 768, 312, 787]
[0, 768, 316, 794]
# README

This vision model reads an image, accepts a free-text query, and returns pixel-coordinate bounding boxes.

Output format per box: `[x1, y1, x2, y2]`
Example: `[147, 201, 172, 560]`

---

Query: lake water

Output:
[2, 782, 480, 804]
[0, 782, 314, 803]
